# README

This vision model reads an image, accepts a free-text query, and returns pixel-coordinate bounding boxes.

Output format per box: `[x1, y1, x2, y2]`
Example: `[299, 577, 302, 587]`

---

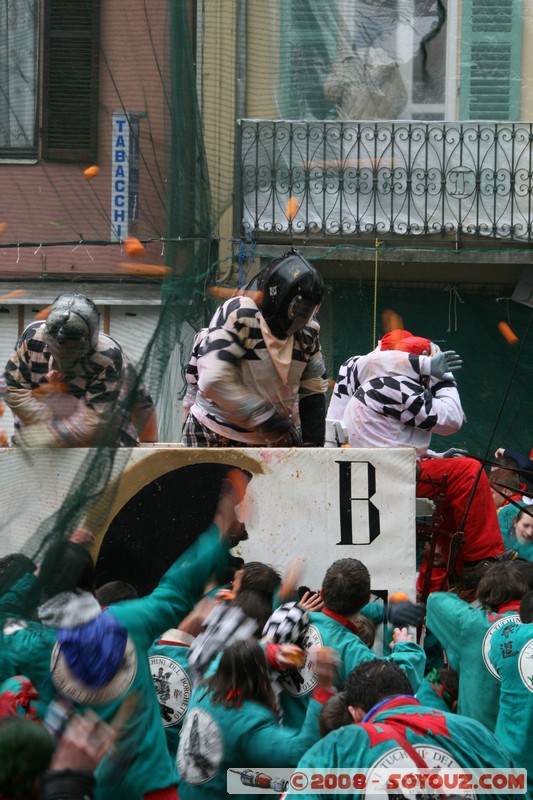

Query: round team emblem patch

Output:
[280, 624, 323, 697]
[367, 745, 475, 799]
[482, 615, 521, 679]
[177, 707, 223, 784]
[518, 639, 533, 693]
[149, 655, 191, 726]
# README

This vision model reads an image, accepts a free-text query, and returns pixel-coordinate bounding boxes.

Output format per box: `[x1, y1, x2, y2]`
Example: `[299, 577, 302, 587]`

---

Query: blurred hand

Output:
[274, 643, 306, 670]
[257, 411, 292, 439]
[429, 448, 469, 459]
[298, 591, 324, 613]
[68, 527, 96, 548]
[49, 710, 115, 772]
[390, 627, 414, 648]
[277, 558, 304, 601]
[312, 646, 338, 690]
[214, 470, 250, 545]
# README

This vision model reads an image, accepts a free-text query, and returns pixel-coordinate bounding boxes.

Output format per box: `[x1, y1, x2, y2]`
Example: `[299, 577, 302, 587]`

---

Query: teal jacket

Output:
[177, 683, 325, 800]
[148, 632, 193, 759]
[1, 524, 228, 800]
[490, 620, 533, 795]
[298, 696, 527, 800]
[278, 608, 426, 728]
[426, 592, 522, 730]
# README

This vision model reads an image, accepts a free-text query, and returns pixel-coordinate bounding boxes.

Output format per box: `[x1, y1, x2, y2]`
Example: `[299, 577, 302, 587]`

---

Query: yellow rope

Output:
[373, 238, 382, 348]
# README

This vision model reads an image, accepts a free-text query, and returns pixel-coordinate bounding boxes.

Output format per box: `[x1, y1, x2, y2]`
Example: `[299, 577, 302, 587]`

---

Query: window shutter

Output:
[279, 0, 338, 119]
[460, 0, 522, 120]
[42, 0, 100, 161]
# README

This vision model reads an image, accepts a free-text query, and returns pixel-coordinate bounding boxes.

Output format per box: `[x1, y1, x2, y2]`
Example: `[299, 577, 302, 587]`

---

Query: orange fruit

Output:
[123, 237, 146, 258]
[118, 262, 170, 278]
[34, 305, 52, 320]
[285, 196, 300, 221]
[83, 165, 100, 180]
[389, 591, 410, 604]
[284, 649, 305, 668]
[497, 321, 519, 345]
[0, 289, 27, 300]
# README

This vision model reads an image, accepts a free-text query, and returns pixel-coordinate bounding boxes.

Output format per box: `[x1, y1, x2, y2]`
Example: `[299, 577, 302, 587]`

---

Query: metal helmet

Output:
[44, 294, 100, 371]
[255, 249, 323, 339]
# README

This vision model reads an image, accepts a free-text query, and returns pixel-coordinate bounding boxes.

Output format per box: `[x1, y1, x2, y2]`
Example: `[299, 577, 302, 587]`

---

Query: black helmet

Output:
[44, 293, 100, 371]
[254, 249, 323, 339]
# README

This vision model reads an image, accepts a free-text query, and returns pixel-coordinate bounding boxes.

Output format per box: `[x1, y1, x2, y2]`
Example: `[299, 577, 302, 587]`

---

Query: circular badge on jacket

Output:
[149, 655, 191, 725]
[177, 707, 223, 784]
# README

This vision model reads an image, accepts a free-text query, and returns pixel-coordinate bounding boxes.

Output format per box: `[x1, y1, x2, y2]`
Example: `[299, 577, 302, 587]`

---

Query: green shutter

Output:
[279, 0, 338, 119]
[460, 0, 522, 120]
[42, 0, 100, 161]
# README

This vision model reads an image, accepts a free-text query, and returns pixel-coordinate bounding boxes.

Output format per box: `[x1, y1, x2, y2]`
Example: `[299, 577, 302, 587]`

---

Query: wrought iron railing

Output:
[238, 119, 533, 241]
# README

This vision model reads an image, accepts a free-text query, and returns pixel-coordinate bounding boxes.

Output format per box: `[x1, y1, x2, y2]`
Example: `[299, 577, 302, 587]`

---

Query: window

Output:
[0, 0, 39, 158]
[0, 0, 100, 162]
[42, 0, 100, 161]
[278, 0, 521, 122]
[460, 0, 522, 120]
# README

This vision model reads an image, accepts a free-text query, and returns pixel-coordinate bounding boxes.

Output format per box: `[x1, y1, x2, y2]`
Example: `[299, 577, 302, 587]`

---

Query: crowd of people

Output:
[0, 248, 532, 798]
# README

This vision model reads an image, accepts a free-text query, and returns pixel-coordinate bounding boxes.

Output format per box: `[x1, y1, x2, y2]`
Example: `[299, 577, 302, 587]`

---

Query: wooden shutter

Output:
[460, 0, 523, 120]
[279, 0, 338, 118]
[42, 0, 100, 161]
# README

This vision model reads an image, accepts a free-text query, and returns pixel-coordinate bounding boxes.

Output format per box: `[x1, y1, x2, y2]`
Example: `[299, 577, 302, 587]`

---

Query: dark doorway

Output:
[95, 462, 241, 596]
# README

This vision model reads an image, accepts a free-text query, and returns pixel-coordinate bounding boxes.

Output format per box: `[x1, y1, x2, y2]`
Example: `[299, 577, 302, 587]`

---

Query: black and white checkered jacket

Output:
[327, 347, 464, 455]
[190, 296, 328, 445]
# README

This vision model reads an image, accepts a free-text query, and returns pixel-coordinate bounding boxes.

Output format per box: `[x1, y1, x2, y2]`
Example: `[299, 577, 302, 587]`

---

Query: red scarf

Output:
[322, 607, 361, 635]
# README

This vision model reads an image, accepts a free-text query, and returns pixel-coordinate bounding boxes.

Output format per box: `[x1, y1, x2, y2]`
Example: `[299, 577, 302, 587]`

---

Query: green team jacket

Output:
[0, 523, 228, 800]
[426, 592, 522, 731]
[490, 620, 533, 795]
[278, 608, 426, 728]
[177, 684, 326, 800]
[297, 696, 528, 800]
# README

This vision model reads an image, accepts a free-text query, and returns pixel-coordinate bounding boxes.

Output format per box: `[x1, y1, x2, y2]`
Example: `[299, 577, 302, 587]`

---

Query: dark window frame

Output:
[41, 0, 100, 162]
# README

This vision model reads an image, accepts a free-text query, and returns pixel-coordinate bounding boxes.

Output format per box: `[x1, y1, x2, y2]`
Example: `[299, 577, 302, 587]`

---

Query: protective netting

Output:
[0, 0, 532, 610]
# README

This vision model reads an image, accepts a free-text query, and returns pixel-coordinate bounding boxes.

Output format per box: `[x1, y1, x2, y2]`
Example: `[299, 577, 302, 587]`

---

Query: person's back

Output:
[177, 639, 335, 800]
[341, 335, 464, 456]
[276, 558, 426, 727]
[490, 592, 533, 795]
[297, 660, 527, 800]
[299, 696, 523, 800]
[425, 562, 527, 730]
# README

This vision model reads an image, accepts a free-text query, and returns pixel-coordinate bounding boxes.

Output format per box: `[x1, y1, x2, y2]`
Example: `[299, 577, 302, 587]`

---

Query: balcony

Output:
[238, 120, 533, 243]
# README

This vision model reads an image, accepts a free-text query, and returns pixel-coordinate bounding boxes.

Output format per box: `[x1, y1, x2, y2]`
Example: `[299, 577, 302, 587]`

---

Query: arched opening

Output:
[95, 462, 244, 596]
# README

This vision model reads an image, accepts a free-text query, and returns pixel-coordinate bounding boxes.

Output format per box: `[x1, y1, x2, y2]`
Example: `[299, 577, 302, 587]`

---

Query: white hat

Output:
[50, 636, 137, 705]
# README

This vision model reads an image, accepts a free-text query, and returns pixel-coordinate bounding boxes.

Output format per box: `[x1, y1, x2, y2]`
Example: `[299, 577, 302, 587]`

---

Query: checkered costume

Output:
[4, 321, 149, 446]
[183, 296, 327, 446]
[329, 347, 464, 456]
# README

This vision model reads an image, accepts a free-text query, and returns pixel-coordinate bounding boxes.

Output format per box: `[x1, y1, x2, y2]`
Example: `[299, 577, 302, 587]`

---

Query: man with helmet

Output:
[182, 249, 328, 447]
[4, 293, 157, 447]
[326, 330, 505, 595]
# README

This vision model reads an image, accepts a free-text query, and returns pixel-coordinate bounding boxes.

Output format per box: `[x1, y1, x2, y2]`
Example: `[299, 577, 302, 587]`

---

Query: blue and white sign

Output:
[111, 112, 140, 242]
